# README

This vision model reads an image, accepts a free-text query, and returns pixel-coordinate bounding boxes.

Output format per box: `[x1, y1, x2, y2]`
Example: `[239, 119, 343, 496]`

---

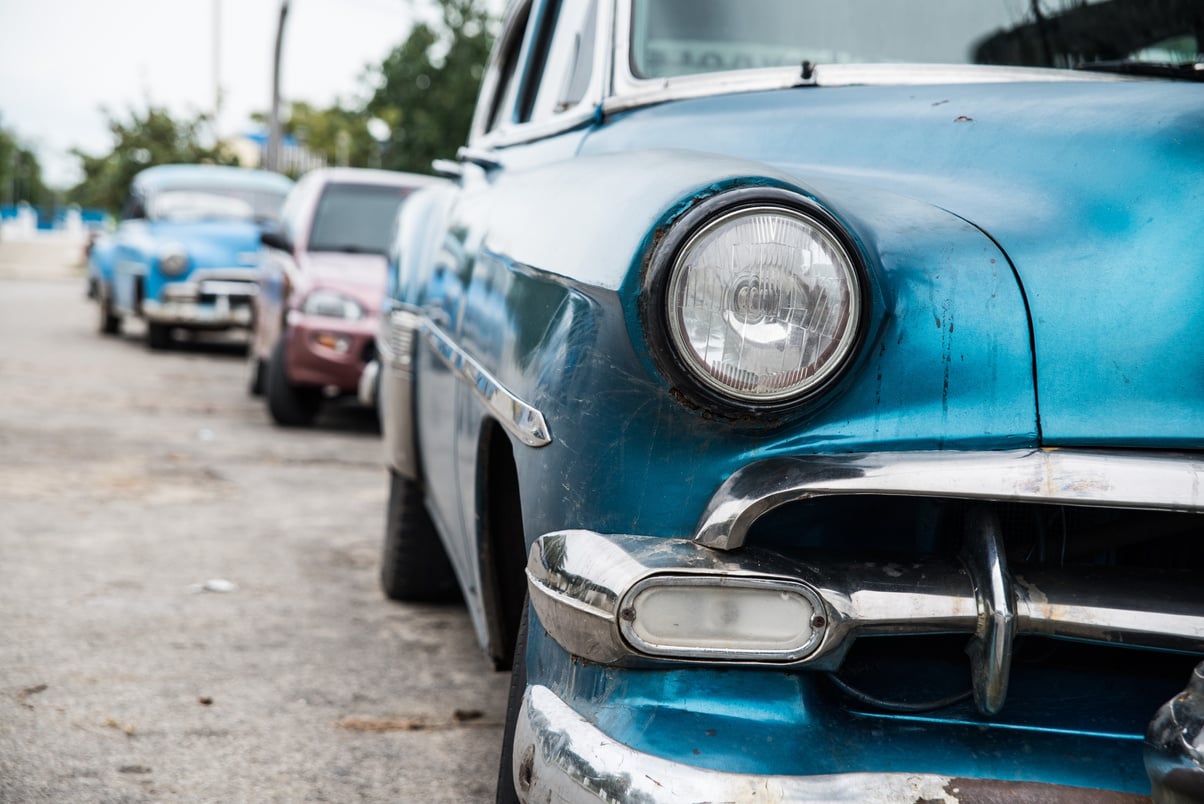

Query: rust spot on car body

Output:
[943, 778, 1151, 803]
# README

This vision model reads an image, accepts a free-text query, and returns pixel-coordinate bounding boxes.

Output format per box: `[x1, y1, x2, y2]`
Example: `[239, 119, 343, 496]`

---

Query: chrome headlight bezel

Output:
[157, 243, 190, 277]
[642, 187, 868, 418]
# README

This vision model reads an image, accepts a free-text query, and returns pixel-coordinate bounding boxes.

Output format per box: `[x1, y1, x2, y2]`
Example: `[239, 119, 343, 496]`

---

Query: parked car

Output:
[88, 164, 294, 349]
[376, 1, 1204, 801]
[249, 168, 442, 426]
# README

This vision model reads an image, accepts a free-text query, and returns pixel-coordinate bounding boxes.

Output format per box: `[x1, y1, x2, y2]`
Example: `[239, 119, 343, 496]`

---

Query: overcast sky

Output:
[0, 0, 445, 188]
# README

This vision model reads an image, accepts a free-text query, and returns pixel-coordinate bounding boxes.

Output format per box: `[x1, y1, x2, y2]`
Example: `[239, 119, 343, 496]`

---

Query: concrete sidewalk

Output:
[0, 235, 88, 281]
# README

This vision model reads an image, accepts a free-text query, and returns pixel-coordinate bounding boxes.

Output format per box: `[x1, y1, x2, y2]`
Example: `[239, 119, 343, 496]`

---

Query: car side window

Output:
[485, 2, 536, 133]
[524, 0, 597, 123]
[121, 188, 147, 221]
[278, 181, 307, 245]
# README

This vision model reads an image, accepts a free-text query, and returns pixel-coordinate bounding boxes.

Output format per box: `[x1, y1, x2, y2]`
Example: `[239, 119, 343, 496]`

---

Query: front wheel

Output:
[380, 468, 460, 602]
[265, 336, 322, 426]
[247, 349, 266, 397]
[97, 286, 121, 335]
[495, 601, 528, 804]
[146, 322, 173, 350]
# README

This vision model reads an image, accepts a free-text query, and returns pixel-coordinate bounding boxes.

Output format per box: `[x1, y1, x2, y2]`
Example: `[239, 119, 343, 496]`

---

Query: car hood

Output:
[297, 251, 387, 311]
[586, 78, 1204, 446]
[147, 219, 264, 269]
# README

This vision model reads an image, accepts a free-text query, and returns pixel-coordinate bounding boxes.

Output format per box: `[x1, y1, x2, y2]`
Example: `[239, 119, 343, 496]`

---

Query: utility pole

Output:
[267, 0, 291, 173]
[212, 0, 223, 131]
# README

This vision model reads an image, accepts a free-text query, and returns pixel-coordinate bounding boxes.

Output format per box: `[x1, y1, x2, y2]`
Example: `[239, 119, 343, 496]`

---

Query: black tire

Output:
[146, 322, 172, 350]
[495, 601, 528, 804]
[266, 337, 322, 426]
[97, 287, 121, 335]
[380, 468, 460, 602]
[247, 350, 266, 397]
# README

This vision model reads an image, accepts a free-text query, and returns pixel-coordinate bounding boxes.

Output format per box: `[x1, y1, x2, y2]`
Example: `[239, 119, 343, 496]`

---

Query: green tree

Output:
[367, 0, 496, 174]
[251, 100, 379, 169]
[0, 117, 50, 206]
[69, 103, 235, 213]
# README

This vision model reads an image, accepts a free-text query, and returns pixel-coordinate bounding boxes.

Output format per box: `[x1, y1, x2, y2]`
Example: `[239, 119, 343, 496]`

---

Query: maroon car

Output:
[249, 168, 442, 426]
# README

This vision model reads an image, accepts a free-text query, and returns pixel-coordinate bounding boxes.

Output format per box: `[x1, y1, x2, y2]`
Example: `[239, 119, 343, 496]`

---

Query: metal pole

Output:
[267, 0, 290, 173]
[213, 0, 223, 129]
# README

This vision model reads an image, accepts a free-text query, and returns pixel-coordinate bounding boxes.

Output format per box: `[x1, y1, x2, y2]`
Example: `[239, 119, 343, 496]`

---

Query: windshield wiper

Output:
[1074, 60, 1204, 81]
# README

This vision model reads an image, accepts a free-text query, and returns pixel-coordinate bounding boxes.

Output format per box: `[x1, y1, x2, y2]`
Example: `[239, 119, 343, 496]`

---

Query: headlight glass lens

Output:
[666, 206, 861, 403]
[303, 290, 364, 320]
[157, 244, 189, 277]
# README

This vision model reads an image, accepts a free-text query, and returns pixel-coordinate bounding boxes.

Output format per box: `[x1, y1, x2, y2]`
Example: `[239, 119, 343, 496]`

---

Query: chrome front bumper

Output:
[513, 684, 1151, 803]
[144, 270, 257, 328]
[520, 448, 1204, 801]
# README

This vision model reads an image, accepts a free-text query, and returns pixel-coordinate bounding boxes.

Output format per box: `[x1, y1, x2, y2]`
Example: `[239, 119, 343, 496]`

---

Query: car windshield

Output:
[629, 0, 1204, 79]
[307, 183, 412, 255]
[148, 185, 288, 222]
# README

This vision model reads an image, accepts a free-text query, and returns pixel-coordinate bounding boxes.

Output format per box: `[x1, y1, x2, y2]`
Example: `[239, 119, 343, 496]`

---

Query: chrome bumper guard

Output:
[1145, 661, 1204, 803]
[514, 684, 1150, 804]
[358, 358, 380, 408]
[380, 308, 422, 480]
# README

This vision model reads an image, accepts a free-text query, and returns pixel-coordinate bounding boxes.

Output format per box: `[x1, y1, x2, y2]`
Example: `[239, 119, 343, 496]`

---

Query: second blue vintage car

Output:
[89, 164, 294, 349]
[377, 1, 1204, 801]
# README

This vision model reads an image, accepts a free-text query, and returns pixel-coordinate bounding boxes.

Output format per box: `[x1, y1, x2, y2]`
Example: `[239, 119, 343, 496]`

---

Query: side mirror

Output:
[260, 226, 292, 252]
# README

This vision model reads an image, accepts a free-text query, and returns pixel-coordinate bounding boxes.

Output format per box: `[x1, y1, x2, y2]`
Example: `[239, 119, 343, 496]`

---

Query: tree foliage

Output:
[0, 117, 50, 206]
[252, 101, 381, 169]
[69, 104, 235, 213]
[367, 0, 496, 174]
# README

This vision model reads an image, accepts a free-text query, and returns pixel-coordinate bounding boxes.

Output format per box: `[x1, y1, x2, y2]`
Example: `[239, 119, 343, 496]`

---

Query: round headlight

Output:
[303, 290, 364, 320]
[665, 205, 861, 404]
[157, 244, 189, 277]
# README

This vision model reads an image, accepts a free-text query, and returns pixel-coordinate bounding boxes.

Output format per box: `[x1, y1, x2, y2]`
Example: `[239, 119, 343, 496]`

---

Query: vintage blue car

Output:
[376, 1, 1204, 801]
[89, 164, 294, 349]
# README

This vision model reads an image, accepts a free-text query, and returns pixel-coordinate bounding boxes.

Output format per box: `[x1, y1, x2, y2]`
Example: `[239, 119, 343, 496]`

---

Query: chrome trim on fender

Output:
[695, 449, 1204, 550]
[420, 319, 551, 448]
[527, 530, 1204, 712]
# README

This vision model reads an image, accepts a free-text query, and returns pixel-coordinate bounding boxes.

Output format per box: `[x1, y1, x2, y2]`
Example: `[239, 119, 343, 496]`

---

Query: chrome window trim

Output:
[420, 318, 552, 448]
[467, 0, 613, 151]
[696, 449, 1204, 551]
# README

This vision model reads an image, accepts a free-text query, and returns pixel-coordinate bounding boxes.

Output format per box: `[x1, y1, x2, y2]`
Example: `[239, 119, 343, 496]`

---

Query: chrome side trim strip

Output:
[420, 319, 551, 448]
[695, 449, 1204, 551]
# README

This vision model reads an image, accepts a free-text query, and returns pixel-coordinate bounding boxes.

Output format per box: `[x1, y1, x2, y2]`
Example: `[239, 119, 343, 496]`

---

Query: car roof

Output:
[301, 166, 446, 190]
[134, 164, 296, 193]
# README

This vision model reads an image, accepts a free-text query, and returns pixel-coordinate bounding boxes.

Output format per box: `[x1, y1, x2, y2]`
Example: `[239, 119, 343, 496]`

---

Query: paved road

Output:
[0, 240, 508, 803]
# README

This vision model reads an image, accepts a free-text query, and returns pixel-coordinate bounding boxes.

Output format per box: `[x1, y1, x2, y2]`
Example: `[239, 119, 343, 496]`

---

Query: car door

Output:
[415, 0, 602, 622]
